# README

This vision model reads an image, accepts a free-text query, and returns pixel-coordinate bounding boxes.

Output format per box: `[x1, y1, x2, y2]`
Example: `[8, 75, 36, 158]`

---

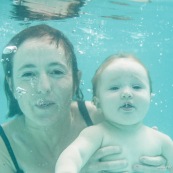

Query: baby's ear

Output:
[77, 70, 82, 81]
[150, 92, 155, 101]
[151, 92, 155, 98]
[93, 96, 100, 108]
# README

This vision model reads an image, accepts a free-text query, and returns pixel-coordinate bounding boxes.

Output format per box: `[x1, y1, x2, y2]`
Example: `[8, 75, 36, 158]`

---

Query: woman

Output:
[0, 24, 166, 173]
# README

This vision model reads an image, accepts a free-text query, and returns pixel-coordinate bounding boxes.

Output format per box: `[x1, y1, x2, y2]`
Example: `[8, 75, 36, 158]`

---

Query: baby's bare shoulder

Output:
[146, 126, 172, 145]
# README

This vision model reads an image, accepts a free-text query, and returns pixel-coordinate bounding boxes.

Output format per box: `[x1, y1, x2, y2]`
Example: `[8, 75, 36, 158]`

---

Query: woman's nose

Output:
[36, 74, 51, 94]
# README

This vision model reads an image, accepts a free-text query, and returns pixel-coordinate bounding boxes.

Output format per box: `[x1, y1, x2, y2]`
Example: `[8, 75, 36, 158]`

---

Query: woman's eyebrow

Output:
[18, 62, 67, 71]
[18, 64, 36, 71]
[49, 62, 64, 66]
[48, 62, 69, 69]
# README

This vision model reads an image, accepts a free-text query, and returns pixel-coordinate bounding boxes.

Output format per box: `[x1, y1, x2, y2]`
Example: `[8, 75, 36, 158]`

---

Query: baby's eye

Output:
[132, 85, 142, 90]
[109, 86, 119, 91]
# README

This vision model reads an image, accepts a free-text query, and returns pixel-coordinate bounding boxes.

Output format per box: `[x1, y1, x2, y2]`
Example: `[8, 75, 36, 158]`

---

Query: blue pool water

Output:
[0, 0, 173, 139]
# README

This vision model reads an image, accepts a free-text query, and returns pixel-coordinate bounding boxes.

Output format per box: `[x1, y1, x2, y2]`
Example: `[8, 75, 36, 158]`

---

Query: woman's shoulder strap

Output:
[77, 100, 93, 126]
[0, 125, 24, 173]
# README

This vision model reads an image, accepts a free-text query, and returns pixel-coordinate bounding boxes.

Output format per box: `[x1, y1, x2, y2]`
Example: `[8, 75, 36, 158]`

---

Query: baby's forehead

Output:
[110, 57, 139, 65]
[100, 58, 149, 80]
[104, 58, 145, 71]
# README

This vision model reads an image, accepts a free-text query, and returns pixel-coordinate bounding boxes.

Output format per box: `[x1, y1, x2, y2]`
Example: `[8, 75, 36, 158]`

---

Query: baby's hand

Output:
[133, 156, 167, 173]
[81, 146, 128, 173]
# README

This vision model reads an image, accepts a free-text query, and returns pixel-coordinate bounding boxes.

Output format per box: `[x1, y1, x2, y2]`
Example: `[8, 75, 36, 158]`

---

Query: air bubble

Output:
[16, 87, 27, 97]
[87, 89, 92, 93]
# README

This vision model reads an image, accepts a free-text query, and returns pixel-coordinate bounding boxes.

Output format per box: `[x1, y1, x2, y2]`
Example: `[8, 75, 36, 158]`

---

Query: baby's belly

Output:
[100, 125, 163, 172]
[126, 145, 161, 172]
[102, 141, 162, 172]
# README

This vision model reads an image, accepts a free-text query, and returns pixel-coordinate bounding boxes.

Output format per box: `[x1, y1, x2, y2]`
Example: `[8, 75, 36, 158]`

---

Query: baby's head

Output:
[92, 53, 152, 97]
[92, 53, 152, 125]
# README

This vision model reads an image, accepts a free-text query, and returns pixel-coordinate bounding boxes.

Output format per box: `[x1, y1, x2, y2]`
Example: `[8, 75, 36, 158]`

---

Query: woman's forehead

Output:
[13, 40, 70, 67]
[15, 37, 65, 55]
[18, 37, 57, 49]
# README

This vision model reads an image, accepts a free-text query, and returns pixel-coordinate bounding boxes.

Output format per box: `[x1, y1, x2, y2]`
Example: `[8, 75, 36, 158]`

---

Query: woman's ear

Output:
[6, 77, 13, 92]
[73, 70, 82, 99]
[6, 77, 17, 99]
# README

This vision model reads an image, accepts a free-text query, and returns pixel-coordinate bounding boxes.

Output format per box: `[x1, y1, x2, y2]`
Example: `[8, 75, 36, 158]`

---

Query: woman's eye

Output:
[50, 69, 64, 76]
[21, 72, 35, 78]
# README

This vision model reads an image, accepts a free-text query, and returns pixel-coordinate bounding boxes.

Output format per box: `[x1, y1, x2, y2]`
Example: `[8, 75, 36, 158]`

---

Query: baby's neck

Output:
[106, 120, 144, 133]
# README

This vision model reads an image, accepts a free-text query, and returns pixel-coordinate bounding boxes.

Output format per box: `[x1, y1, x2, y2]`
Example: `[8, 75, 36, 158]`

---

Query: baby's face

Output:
[96, 58, 151, 126]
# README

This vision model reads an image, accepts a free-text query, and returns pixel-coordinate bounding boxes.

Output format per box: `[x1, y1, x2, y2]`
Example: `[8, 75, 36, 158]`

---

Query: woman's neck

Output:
[20, 111, 73, 140]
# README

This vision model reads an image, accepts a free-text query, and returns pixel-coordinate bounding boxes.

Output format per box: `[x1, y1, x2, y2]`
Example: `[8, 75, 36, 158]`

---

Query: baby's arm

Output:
[55, 126, 103, 173]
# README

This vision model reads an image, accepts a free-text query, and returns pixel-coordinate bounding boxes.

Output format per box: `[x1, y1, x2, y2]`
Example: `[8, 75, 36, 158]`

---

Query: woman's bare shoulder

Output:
[1, 115, 24, 135]
[71, 101, 104, 124]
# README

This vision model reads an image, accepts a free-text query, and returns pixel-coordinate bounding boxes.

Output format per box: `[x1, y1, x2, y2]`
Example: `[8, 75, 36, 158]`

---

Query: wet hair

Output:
[92, 53, 152, 98]
[1, 24, 83, 117]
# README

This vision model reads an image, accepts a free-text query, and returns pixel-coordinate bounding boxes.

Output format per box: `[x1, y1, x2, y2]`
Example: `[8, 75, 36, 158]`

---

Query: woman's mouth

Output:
[35, 99, 55, 109]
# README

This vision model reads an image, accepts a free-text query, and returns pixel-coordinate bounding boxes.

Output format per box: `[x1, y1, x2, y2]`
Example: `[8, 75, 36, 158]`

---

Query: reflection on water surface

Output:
[11, 0, 85, 20]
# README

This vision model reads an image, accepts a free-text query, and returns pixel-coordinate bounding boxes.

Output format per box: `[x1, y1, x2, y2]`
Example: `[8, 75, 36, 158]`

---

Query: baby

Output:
[55, 53, 173, 173]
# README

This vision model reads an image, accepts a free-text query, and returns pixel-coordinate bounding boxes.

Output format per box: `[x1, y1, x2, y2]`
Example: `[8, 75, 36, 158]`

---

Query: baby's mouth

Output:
[120, 103, 134, 110]
[122, 103, 133, 108]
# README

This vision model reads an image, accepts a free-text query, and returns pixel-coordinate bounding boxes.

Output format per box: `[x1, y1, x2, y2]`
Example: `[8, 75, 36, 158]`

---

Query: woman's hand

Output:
[81, 146, 167, 173]
[81, 146, 128, 173]
[131, 126, 166, 173]
[133, 156, 167, 173]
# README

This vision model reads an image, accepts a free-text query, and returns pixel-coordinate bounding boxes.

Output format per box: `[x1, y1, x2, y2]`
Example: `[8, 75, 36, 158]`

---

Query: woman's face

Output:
[11, 38, 74, 125]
